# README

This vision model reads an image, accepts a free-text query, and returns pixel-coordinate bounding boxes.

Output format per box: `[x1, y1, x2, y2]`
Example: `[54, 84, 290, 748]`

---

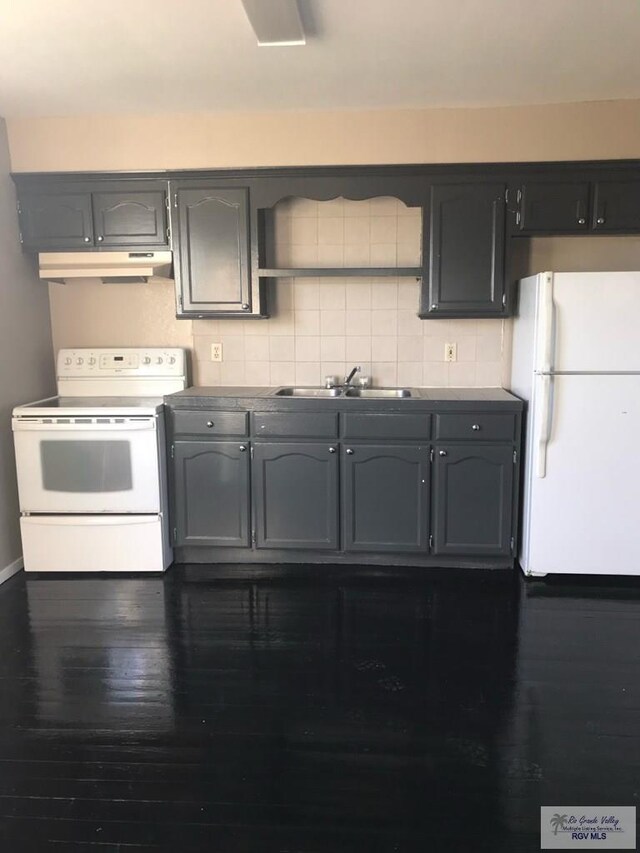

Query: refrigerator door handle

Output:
[540, 272, 555, 374]
[535, 374, 552, 478]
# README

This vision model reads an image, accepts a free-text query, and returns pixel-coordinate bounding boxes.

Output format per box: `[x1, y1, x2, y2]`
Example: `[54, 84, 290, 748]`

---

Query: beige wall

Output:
[0, 118, 55, 577]
[8, 99, 640, 393]
[6, 100, 640, 172]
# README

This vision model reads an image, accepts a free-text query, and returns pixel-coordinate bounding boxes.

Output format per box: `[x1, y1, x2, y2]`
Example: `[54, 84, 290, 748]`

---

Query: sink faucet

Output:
[344, 365, 361, 387]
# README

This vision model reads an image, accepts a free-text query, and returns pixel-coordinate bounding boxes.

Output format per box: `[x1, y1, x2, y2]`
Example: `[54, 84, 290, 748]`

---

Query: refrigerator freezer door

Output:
[549, 272, 640, 372]
[522, 374, 640, 576]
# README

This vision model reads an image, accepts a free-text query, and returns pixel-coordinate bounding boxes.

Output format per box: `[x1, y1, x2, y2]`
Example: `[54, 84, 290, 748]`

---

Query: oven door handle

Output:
[12, 418, 156, 431]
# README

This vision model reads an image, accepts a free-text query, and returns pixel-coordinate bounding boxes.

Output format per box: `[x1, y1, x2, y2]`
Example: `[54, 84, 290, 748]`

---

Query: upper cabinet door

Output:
[173, 185, 252, 316]
[92, 190, 168, 247]
[515, 181, 590, 234]
[592, 180, 640, 232]
[422, 182, 507, 318]
[19, 191, 94, 249]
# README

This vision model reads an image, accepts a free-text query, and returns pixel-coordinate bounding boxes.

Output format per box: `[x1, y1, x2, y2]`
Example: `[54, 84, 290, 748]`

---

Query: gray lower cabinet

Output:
[431, 444, 514, 556]
[342, 444, 430, 553]
[252, 442, 339, 549]
[172, 440, 250, 547]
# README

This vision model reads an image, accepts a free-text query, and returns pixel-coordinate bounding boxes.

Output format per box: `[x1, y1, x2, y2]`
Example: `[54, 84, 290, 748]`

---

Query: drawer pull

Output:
[328, 446, 336, 453]
[439, 450, 448, 457]
[206, 421, 214, 428]
[346, 448, 354, 455]
[239, 445, 247, 452]
[472, 424, 481, 431]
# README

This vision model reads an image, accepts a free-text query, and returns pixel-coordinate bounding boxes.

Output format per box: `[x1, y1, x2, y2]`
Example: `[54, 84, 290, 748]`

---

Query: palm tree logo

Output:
[550, 814, 568, 835]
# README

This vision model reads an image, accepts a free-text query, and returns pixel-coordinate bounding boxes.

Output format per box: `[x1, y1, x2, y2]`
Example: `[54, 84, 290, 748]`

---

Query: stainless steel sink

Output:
[345, 388, 412, 398]
[275, 387, 343, 397]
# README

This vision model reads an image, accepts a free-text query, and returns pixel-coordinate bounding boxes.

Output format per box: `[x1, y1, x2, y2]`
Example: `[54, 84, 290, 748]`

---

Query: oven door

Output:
[12, 416, 161, 513]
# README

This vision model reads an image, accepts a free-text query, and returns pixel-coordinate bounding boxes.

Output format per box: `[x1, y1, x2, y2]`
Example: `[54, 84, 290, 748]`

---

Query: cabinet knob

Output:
[472, 424, 481, 431]
[328, 446, 336, 453]
[239, 445, 247, 452]
[577, 218, 585, 225]
[430, 304, 438, 310]
[206, 421, 214, 428]
[241, 303, 249, 310]
[96, 235, 104, 242]
[597, 217, 605, 225]
[83, 236, 91, 243]
[346, 448, 354, 455]
[439, 450, 448, 456]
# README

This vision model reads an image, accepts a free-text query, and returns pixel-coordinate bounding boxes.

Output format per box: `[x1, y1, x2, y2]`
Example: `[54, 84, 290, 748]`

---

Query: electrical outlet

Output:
[444, 342, 457, 363]
[210, 342, 223, 362]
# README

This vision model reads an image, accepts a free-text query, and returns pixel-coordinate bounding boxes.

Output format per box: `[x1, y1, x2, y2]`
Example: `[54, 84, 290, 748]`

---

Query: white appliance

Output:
[38, 251, 173, 283]
[510, 271, 640, 577]
[12, 347, 187, 573]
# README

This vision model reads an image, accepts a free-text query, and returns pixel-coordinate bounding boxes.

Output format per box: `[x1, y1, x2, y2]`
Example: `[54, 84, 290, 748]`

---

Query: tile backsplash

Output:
[190, 196, 505, 387]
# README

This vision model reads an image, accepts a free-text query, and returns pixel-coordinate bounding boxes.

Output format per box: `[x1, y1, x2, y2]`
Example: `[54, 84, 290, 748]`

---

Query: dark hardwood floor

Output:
[0, 566, 638, 852]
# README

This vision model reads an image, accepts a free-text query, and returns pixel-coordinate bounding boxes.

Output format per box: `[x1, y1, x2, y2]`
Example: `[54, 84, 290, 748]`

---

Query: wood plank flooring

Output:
[0, 566, 638, 852]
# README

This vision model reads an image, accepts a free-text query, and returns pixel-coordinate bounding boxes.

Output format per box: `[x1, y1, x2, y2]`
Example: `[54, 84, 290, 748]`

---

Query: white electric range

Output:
[12, 348, 187, 573]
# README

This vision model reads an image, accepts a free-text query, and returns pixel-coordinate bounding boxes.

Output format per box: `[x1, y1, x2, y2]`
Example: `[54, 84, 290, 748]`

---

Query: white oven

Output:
[13, 415, 162, 514]
[12, 347, 187, 574]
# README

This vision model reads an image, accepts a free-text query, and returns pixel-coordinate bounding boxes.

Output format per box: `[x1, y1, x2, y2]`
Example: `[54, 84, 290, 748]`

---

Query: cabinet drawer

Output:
[435, 413, 516, 441]
[252, 412, 338, 438]
[172, 411, 248, 437]
[342, 413, 431, 440]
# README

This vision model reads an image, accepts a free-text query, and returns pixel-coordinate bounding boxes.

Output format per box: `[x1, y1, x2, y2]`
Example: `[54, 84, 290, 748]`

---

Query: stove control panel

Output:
[57, 348, 187, 378]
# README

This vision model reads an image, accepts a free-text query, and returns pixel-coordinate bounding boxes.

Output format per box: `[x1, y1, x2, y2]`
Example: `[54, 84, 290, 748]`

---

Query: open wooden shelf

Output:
[258, 267, 423, 278]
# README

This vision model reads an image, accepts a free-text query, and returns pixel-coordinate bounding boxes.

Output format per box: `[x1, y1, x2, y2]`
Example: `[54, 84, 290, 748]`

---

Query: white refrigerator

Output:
[510, 271, 640, 577]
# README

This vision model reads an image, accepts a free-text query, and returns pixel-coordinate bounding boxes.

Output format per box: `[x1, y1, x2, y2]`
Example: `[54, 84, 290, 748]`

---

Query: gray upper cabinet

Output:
[432, 444, 514, 557]
[18, 184, 168, 251]
[421, 182, 507, 318]
[513, 181, 591, 234]
[172, 440, 250, 548]
[19, 190, 94, 249]
[592, 179, 640, 232]
[342, 444, 429, 553]
[252, 442, 339, 550]
[172, 183, 254, 317]
[91, 190, 168, 247]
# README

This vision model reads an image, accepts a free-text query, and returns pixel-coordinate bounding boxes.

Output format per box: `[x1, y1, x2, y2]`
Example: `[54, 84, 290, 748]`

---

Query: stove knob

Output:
[88, 357, 96, 366]
[168, 356, 176, 365]
[143, 356, 151, 365]
[76, 357, 84, 365]
[64, 357, 72, 366]
[156, 357, 163, 365]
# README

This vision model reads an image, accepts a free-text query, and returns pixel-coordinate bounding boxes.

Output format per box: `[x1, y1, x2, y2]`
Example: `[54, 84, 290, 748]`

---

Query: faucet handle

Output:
[324, 375, 337, 389]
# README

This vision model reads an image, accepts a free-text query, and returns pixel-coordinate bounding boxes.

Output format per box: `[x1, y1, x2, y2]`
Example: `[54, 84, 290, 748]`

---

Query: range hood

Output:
[38, 251, 173, 283]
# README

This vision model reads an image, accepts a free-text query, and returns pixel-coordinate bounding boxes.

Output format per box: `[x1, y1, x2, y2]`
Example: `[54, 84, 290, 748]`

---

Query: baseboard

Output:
[0, 556, 24, 586]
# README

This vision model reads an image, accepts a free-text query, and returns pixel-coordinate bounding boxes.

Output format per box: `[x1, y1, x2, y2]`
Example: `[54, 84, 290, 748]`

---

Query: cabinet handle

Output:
[472, 424, 481, 431]
[430, 304, 438, 311]
[346, 448, 354, 455]
[597, 217, 605, 225]
[577, 218, 586, 225]
[239, 445, 247, 452]
[206, 421, 214, 428]
[83, 236, 91, 243]
[96, 235, 104, 242]
[439, 450, 448, 456]
[328, 446, 336, 453]
[241, 303, 249, 310]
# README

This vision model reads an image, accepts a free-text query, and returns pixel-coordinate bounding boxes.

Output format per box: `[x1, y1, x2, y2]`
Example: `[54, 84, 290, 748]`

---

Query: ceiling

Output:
[1, 0, 640, 117]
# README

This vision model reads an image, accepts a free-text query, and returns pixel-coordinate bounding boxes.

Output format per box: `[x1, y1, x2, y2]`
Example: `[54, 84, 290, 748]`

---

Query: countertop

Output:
[165, 386, 523, 412]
